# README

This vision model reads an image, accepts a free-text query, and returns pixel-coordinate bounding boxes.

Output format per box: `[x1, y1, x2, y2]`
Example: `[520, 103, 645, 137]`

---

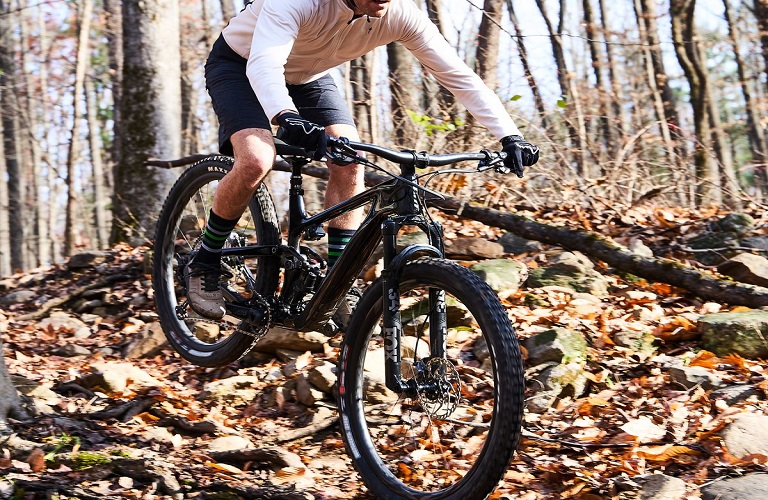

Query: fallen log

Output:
[430, 198, 768, 307]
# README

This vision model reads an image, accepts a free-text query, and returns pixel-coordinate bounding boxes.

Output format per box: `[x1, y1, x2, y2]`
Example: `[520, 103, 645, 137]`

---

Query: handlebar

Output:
[274, 136, 507, 170]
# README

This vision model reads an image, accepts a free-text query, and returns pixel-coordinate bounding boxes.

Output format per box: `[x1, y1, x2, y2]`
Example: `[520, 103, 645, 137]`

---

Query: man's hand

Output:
[500, 135, 539, 178]
[276, 112, 327, 160]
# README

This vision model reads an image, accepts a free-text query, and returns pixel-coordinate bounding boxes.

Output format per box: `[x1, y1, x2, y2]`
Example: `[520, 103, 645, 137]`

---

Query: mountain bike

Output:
[151, 136, 525, 499]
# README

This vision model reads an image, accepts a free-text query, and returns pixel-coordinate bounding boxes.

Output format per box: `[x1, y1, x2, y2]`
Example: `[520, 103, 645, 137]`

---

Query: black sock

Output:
[193, 209, 239, 266]
[327, 227, 356, 267]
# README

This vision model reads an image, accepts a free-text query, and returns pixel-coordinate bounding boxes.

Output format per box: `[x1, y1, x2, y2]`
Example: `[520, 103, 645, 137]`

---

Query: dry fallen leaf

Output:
[205, 461, 243, 475]
[620, 416, 667, 442]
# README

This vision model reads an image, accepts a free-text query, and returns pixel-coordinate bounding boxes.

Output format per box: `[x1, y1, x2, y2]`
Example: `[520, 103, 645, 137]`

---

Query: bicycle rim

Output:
[339, 258, 524, 499]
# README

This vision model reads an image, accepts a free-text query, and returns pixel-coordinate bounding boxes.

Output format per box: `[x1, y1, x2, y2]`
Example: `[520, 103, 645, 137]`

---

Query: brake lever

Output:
[324, 137, 360, 166]
[477, 150, 508, 173]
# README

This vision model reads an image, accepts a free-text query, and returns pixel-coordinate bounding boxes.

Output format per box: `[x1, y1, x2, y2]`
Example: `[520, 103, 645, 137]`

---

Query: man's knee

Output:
[230, 128, 276, 181]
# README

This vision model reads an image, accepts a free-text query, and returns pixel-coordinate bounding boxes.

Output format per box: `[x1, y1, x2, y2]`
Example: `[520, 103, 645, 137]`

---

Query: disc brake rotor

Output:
[414, 357, 462, 419]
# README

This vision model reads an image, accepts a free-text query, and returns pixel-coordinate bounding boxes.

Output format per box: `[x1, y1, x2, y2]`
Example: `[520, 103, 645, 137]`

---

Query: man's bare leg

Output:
[186, 128, 276, 319]
[323, 124, 365, 330]
[213, 127, 277, 219]
[324, 124, 364, 230]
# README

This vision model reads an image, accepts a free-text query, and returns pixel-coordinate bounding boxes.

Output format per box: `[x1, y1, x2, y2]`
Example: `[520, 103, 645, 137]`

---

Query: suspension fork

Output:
[380, 218, 447, 394]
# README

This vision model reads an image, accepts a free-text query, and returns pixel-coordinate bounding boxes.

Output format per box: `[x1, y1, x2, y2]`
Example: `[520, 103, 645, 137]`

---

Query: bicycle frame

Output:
[217, 138, 503, 393]
[216, 155, 440, 393]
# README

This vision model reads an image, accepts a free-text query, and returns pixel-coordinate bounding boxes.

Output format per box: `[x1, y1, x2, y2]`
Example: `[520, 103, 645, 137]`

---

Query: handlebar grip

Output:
[274, 137, 311, 158]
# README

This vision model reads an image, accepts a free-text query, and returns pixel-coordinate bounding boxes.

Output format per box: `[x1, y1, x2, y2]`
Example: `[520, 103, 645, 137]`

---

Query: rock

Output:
[628, 238, 654, 258]
[397, 231, 430, 250]
[88, 361, 161, 393]
[614, 330, 657, 359]
[470, 259, 528, 293]
[307, 362, 336, 393]
[523, 328, 588, 365]
[39, 312, 91, 337]
[741, 235, 768, 253]
[533, 362, 589, 400]
[66, 251, 113, 269]
[713, 213, 755, 235]
[123, 322, 168, 359]
[445, 237, 504, 260]
[497, 232, 542, 255]
[361, 347, 398, 404]
[698, 311, 768, 359]
[710, 385, 762, 406]
[700, 473, 768, 500]
[721, 414, 768, 459]
[0, 290, 36, 306]
[53, 344, 92, 357]
[717, 253, 768, 288]
[615, 473, 688, 500]
[668, 366, 724, 391]
[527, 252, 609, 296]
[249, 327, 327, 354]
[296, 374, 325, 406]
[203, 376, 260, 405]
[207, 435, 254, 451]
[685, 230, 741, 266]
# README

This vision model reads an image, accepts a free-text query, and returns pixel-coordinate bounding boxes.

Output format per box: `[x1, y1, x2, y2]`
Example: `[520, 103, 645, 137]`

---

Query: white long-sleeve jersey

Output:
[221, 0, 522, 139]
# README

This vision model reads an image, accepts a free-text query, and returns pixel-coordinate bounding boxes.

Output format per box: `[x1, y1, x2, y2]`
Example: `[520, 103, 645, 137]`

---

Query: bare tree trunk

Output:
[86, 77, 110, 249]
[112, 0, 181, 244]
[505, 0, 547, 129]
[705, 78, 740, 206]
[0, 0, 24, 273]
[724, 0, 767, 199]
[104, 0, 123, 173]
[581, 0, 613, 161]
[422, 0, 455, 118]
[635, 0, 682, 163]
[387, 42, 420, 146]
[15, 0, 40, 268]
[0, 120, 9, 277]
[597, 0, 624, 135]
[669, 0, 720, 206]
[753, 0, 768, 76]
[36, 6, 54, 264]
[534, 0, 588, 174]
[463, 0, 503, 144]
[220, 0, 235, 24]
[64, 0, 94, 256]
[475, 0, 502, 92]
[349, 53, 377, 143]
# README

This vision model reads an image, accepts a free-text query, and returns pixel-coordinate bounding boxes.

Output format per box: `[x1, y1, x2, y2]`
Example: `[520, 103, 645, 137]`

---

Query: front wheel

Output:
[338, 257, 524, 499]
[152, 156, 281, 367]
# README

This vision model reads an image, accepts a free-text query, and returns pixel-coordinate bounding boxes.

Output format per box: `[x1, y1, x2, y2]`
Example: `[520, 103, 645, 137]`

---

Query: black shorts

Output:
[205, 34, 355, 155]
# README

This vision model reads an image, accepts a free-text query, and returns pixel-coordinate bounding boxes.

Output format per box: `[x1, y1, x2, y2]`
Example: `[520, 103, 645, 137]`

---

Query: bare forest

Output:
[2, 0, 768, 498]
[0, 0, 765, 273]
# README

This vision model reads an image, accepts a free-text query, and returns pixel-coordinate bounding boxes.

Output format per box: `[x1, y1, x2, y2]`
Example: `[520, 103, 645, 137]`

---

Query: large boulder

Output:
[523, 327, 588, 365]
[700, 473, 768, 500]
[526, 252, 609, 296]
[470, 259, 528, 293]
[717, 253, 768, 288]
[698, 311, 768, 359]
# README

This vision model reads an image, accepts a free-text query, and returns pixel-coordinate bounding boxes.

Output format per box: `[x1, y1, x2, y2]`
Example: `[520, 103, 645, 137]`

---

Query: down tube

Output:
[294, 211, 386, 331]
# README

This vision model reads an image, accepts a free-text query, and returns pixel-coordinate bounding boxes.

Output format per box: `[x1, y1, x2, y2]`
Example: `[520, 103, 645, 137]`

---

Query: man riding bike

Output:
[187, 0, 540, 321]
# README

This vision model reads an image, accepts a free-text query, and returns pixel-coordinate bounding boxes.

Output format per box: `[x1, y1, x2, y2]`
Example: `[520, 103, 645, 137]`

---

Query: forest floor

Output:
[1, 203, 767, 499]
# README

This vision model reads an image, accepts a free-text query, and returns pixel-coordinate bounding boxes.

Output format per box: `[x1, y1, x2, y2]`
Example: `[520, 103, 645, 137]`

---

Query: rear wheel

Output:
[152, 156, 280, 367]
[338, 257, 524, 499]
